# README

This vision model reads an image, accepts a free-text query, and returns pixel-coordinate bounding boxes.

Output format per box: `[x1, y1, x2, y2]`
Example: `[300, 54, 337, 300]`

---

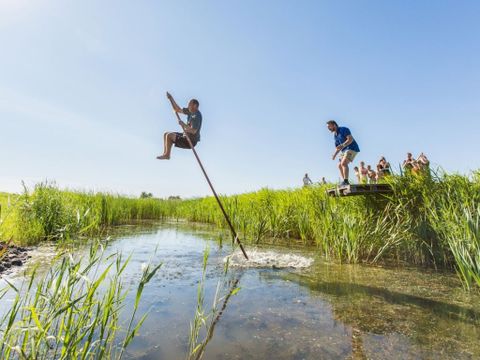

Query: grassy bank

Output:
[173, 171, 480, 289]
[0, 183, 174, 245]
[1, 173, 479, 289]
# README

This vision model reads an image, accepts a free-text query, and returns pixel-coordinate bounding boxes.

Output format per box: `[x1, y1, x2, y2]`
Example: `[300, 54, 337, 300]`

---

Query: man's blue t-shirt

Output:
[183, 108, 202, 141]
[334, 127, 360, 152]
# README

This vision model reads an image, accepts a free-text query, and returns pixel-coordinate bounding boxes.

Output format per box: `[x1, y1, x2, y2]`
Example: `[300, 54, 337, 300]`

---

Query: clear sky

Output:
[1, 0, 479, 198]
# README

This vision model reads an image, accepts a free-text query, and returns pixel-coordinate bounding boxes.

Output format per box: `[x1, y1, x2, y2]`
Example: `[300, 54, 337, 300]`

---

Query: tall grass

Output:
[171, 171, 480, 289]
[0, 183, 174, 245]
[426, 173, 480, 289]
[0, 242, 161, 359]
[1, 172, 479, 289]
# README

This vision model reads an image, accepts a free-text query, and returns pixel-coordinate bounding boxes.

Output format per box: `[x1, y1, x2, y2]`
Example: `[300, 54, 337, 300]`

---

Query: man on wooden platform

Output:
[327, 120, 360, 186]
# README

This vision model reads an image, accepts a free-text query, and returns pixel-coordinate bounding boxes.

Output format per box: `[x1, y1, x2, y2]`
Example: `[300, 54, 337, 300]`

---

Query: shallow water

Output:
[4, 222, 480, 359]
[227, 248, 314, 268]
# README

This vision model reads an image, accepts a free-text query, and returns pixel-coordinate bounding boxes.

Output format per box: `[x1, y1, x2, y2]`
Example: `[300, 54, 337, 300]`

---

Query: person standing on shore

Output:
[367, 165, 377, 184]
[377, 156, 391, 176]
[303, 173, 313, 187]
[402, 152, 416, 171]
[354, 166, 361, 184]
[157, 92, 202, 160]
[327, 120, 360, 186]
[417, 152, 430, 169]
[359, 161, 368, 183]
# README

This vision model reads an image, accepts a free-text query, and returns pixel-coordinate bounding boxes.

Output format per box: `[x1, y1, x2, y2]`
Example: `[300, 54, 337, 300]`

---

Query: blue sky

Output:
[1, 0, 479, 197]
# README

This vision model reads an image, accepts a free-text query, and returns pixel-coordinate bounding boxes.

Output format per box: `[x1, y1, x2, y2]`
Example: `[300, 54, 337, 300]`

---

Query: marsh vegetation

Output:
[0, 171, 478, 358]
[1, 171, 479, 290]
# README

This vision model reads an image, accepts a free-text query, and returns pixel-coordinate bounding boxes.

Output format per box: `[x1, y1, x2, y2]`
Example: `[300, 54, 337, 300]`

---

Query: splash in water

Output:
[225, 249, 314, 269]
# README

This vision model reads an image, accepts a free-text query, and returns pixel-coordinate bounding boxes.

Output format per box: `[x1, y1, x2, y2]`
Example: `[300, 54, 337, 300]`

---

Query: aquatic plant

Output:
[187, 247, 240, 360]
[0, 242, 161, 359]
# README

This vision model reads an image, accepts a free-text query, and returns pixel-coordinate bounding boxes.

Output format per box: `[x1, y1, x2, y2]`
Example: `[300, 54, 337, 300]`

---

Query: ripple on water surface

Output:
[226, 248, 314, 269]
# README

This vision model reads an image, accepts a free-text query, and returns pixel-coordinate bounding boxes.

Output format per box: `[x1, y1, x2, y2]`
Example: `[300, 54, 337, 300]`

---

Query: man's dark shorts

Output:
[173, 132, 198, 149]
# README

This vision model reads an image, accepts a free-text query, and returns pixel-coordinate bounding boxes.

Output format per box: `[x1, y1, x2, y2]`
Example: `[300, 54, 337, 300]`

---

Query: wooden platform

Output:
[326, 183, 393, 197]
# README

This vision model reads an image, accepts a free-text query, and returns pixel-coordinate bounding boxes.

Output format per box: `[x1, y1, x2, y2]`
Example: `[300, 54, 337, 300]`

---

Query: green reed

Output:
[170, 171, 480, 289]
[1, 172, 479, 289]
[425, 173, 480, 289]
[187, 247, 240, 360]
[0, 242, 161, 359]
[0, 182, 173, 245]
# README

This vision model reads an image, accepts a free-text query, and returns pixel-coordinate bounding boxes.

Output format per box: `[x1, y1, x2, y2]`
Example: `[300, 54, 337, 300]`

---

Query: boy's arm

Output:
[166, 92, 185, 114]
[183, 125, 198, 135]
[332, 148, 341, 160]
[336, 135, 353, 151]
[183, 116, 201, 135]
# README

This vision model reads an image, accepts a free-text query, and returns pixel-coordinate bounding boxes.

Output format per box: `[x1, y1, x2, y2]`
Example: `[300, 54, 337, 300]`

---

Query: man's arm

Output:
[332, 147, 341, 160]
[183, 125, 198, 135]
[183, 115, 201, 135]
[166, 92, 186, 114]
[336, 135, 354, 151]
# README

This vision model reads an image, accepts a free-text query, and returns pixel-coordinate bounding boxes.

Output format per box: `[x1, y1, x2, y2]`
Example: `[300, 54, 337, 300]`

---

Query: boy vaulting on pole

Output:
[157, 92, 202, 160]
[158, 91, 249, 259]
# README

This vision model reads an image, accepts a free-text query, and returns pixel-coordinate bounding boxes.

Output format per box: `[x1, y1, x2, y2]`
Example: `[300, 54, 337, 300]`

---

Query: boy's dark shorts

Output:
[173, 132, 198, 149]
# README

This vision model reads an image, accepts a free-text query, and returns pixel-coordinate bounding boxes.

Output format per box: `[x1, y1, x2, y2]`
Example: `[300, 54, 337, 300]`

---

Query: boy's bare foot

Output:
[156, 155, 170, 160]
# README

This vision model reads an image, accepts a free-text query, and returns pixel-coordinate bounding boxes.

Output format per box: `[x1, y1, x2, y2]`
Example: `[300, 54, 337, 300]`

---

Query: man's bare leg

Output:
[157, 132, 176, 160]
[163, 132, 169, 154]
[157, 132, 170, 160]
[338, 161, 345, 180]
[340, 157, 351, 182]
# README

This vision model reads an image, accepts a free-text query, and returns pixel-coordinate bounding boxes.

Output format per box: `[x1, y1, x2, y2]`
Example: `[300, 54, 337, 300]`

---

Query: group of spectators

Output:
[324, 120, 431, 186]
[402, 152, 430, 173]
[303, 152, 430, 186]
[303, 173, 328, 186]
[303, 174, 327, 187]
[353, 156, 391, 184]
[352, 152, 429, 184]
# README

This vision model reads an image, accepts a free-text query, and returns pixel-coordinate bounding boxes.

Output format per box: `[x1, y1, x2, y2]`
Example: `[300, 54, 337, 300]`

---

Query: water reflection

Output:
[282, 274, 480, 326]
[268, 269, 480, 359]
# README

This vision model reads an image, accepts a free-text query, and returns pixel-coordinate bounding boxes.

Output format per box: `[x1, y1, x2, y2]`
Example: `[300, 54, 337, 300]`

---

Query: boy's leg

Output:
[337, 161, 345, 179]
[163, 132, 169, 154]
[163, 133, 176, 157]
[341, 151, 358, 183]
[157, 132, 177, 160]
[340, 157, 351, 181]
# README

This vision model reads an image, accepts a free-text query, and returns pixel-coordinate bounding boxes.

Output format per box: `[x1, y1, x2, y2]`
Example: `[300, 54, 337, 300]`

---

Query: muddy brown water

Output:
[3, 222, 480, 359]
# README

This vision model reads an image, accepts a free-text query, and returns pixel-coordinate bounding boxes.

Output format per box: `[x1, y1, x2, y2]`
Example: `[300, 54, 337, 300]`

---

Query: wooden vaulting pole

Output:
[168, 97, 249, 260]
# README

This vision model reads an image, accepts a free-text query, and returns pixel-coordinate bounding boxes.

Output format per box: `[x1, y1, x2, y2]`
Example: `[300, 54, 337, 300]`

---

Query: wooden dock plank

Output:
[326, 184, 393, 197]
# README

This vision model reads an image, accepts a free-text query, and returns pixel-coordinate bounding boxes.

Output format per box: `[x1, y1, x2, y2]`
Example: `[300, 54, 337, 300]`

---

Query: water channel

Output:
[3, 222, 480, 359]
